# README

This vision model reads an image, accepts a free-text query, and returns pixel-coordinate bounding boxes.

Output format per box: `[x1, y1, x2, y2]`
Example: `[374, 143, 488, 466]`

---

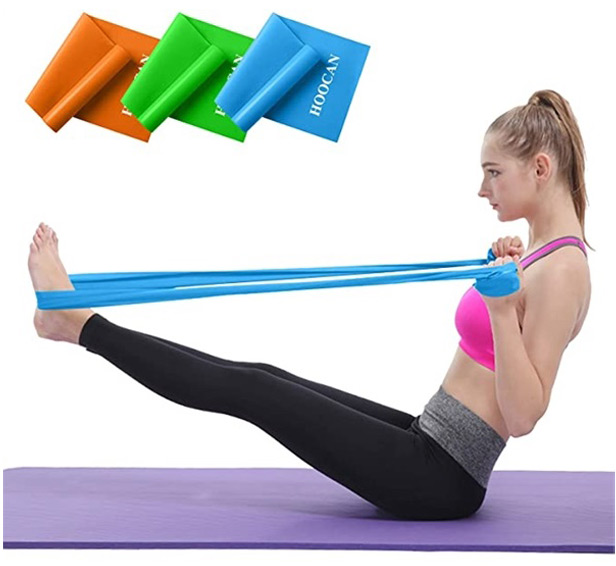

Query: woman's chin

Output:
[495, 209, 519, 222]
[495, 209, 509, 221]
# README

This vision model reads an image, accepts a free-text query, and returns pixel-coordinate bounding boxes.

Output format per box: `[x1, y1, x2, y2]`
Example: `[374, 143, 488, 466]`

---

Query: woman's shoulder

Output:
[520, 245, 591, 337]
[532, 244, 590, 286]
[523, 242, 589, 284]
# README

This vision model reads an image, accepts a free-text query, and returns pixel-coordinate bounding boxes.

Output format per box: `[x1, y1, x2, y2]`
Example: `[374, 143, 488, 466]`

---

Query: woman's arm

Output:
[488, 260, 584, 437]
[489, 306, 544, 437]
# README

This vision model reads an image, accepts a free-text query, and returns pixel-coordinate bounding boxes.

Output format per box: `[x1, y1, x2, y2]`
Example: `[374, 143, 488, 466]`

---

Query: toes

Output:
[43, 224, 60, 248]
[33, 223, 59, 250]
[32, 224, 45, 249]
[40, 224, 54, 245]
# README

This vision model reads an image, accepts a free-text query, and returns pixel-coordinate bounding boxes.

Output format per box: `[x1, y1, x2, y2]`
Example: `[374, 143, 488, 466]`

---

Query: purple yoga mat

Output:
[3, 467, 614, 553]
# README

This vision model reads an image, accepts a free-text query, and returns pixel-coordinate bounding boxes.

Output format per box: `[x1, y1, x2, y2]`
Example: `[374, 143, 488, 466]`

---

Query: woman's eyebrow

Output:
[481, 161, 500, 168]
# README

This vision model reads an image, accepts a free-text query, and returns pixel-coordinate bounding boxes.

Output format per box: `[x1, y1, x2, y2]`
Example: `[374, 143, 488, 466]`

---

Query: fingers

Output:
[511, 235, 524, 258]
[487, 256, 523, 285]
[488, 256, 513, 266]
[492, 235, 525, 258]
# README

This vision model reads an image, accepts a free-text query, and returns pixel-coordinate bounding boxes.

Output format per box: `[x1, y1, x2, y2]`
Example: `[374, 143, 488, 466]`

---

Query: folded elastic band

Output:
[121, 13, 252, 140]
[35, 249, 518, 309]
[26, 13, 158, 141]
[215, 14, 369, 141]
[229, 44, 320, 131]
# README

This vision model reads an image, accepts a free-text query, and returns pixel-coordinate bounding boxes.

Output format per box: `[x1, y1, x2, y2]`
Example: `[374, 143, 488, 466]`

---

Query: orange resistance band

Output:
[26, 13, 158, 141]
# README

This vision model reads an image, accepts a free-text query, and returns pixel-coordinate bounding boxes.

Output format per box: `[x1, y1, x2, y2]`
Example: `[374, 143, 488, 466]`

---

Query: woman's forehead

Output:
[481, 136, 506, 162]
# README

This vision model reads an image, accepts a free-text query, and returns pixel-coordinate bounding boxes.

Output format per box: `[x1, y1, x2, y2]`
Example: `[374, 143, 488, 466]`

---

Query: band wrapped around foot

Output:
[36, 248, 519, 310]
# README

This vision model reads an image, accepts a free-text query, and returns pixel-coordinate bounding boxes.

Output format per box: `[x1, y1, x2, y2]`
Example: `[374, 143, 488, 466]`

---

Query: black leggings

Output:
[78, 313, 486, 520]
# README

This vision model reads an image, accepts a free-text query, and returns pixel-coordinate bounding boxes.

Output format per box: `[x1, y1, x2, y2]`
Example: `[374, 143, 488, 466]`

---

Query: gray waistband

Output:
[418, 386, 507, 488]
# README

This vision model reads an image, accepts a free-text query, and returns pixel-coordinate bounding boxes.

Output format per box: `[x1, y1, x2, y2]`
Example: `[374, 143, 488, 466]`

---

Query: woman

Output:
[27, 89, 591, 521]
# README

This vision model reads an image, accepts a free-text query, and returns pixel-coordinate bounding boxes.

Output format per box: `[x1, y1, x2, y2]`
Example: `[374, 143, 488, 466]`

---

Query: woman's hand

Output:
[481, 255, 525, 313]
[492, 235, 525, 261]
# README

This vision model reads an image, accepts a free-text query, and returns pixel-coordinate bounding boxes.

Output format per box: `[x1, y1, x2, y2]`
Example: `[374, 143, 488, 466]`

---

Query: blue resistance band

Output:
[214, 14, 370, 141]
[36, 249, 516, 310]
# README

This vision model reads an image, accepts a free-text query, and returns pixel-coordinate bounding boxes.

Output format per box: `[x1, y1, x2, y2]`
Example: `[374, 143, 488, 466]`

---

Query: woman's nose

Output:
[478, 179, 490, 198]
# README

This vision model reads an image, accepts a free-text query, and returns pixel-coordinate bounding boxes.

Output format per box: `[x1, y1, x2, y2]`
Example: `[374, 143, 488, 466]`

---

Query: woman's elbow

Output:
[510, 419, 537, 438]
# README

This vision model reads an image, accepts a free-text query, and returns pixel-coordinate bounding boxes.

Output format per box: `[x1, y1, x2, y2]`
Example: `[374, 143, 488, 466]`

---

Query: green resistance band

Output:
[121, 13, 252, 141]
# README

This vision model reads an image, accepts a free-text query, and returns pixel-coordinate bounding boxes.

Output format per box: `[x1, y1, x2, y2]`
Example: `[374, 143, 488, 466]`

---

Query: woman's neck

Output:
[525, 185, 583, 251]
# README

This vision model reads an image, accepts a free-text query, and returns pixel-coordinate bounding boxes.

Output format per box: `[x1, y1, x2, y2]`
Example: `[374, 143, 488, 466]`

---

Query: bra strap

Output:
[521, 236, 587, 269]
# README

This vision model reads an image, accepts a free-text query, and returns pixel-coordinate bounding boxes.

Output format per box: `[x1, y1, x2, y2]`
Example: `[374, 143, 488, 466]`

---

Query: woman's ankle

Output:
[34, 308, 96, 344]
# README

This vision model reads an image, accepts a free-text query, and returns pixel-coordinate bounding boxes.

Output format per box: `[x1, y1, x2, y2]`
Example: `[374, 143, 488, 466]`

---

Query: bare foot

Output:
[28, 222, 95, 344]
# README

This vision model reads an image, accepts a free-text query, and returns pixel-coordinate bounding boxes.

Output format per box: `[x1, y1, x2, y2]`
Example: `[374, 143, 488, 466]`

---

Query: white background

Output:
[2, 0, 614, 564]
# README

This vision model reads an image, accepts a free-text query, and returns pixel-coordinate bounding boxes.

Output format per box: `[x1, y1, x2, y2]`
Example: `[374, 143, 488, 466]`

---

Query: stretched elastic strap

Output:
[36, 248, 517, 309]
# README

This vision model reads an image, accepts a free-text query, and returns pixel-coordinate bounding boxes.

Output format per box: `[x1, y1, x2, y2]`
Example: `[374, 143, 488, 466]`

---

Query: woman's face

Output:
[478, 134, 536, 221]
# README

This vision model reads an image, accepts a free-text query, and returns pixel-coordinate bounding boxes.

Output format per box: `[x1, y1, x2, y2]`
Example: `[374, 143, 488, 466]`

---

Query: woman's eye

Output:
[488, 169, 500, 178]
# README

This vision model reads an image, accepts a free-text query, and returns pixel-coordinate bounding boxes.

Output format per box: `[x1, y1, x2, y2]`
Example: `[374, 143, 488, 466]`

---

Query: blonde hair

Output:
[487, 90, 593, 251]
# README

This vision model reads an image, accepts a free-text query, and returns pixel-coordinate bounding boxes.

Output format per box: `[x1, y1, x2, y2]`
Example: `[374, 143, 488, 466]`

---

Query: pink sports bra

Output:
[455, 236, 587, 372]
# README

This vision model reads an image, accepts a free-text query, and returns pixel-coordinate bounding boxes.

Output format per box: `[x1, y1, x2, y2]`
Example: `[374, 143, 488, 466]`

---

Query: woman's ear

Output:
[534, 152, 552, 182]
